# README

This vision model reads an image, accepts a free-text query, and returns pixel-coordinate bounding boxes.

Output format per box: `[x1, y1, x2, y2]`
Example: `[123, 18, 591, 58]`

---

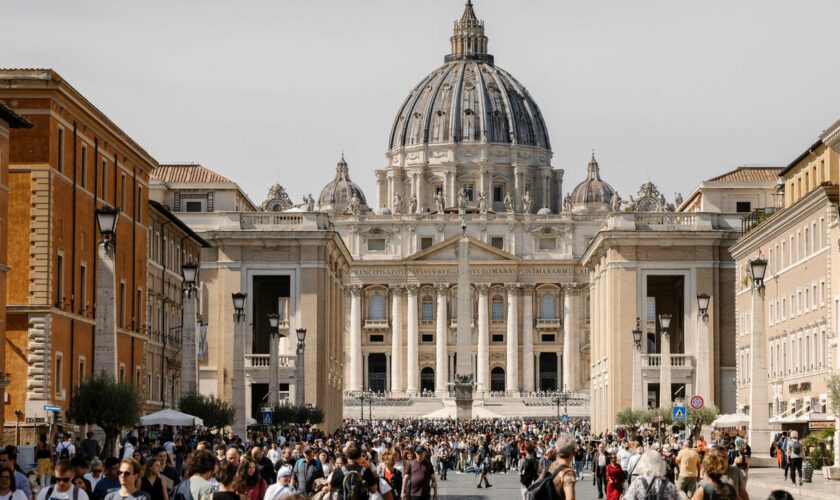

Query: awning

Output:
[712, 414, 749, 428]
[140, 409, 203, 427]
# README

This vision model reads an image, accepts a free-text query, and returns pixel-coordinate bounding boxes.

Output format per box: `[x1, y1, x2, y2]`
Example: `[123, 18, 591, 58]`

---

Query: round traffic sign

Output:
[690, 395, 704, 409]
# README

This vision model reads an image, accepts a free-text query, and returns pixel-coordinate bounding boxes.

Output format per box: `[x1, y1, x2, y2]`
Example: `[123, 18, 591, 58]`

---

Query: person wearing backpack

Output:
[525, 433, 577, 500]
[36, 460, 90, 500]
[519, 445, 537, 499]
[691, 449, 736, 500]
[622, 451, 678, 500]
[785, 430, 803, 486]
[328, 442, 376, 500]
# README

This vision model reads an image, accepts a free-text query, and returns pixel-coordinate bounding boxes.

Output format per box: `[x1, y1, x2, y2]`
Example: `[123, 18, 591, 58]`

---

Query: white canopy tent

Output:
[140, 409, 204, 427]
[712, 413, 749, 429]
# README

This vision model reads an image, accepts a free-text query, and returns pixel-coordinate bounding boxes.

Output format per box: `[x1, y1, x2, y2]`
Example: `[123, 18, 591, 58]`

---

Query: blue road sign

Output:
[561, 414, 569, 423]
[672, 406, 687, 421]
[44, 405, 62, 412]
[261, 411, 273, 425]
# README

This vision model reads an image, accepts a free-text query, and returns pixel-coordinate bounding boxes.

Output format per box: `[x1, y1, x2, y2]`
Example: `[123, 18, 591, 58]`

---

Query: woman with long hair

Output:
[691, 449, 736, 500]
[141, 458, 169, 500]
[235, 457, 266, 500]
[213, 461, 245, 500]
[0, 467, 27, 500]
[622, 451, 678, 500]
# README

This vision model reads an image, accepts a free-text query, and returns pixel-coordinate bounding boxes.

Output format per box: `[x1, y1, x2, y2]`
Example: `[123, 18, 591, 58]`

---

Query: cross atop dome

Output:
[587, 151, 602, 180]
[446, 1, 493, 64]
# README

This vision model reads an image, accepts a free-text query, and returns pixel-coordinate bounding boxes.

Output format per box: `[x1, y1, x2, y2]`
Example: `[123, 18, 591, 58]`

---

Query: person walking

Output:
[592, 443, 608, 499]
[785, 431, 803, 486]
[543, 433, 577, 500]
[35, 435, 54, 489]
[37, 461, 90, 500]
[212, 462, 245, 500]
[0, 466, 29, 500]
[401, 446, 437, 500]
[474, 446, 491, 489]
[292, 447, 323, 496]
[691, 449, 737, 500]
[140, 459, 168, 500]
[104, 459, 150, 500]
[518, 445, 537, 498]
[605, 454, 624, 500]
[676, 440, 701, 498]
[235, 458, 265, 500]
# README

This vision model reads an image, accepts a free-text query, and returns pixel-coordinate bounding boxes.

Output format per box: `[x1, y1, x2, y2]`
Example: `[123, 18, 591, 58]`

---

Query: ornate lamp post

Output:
[268, 313, 285, 405]
[658, 313, 673, 408]
[295, 328, 307, 406]
[94, 206, 120, 379]
[696, 293, 710, 320]
[232, 292, 247, 438]
[632, 317, 644, 410]
[747, 257, 771, 456]
[180, 262, 199, 395]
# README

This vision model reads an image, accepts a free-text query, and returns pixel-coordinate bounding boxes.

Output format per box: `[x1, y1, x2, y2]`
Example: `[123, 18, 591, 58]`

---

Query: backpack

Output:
[637, 477, 668, 500]
[46, 486, 79, 500]
[791, 440, 802, 456]
[524, 464, 569, 500]
[520, 457, 538, 486]
[341, 466, 369, 500]
[57, 443, 71, 460]
[171, 479, 194, 500]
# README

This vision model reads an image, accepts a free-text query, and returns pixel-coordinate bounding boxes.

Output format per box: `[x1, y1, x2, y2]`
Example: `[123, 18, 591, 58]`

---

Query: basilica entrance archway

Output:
[367, 353, 387, 392]
[539, 352, 558, 391]
[420, 367, 435, 393]
[490, 367, 505, 392]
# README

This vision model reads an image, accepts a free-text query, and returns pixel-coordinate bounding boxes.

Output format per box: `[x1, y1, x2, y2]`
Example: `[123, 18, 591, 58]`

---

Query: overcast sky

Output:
[5, 0, 840, 206]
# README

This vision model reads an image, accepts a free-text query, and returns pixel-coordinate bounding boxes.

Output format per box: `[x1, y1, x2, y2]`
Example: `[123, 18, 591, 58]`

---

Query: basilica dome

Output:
[571, 153, 616, 214]
[318, 154, 368, 213]
[387, 1, 550, 151]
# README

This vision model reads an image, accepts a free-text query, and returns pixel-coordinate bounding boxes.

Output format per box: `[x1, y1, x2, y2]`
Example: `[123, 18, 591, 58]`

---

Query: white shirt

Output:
[57, 441, 76, 458]
[0, 491, 28, 500]
[84, 472, 103, 490]
[617, 447, 633, 470]
[122, 443, 135, 459]
[627, 454, 642, 475]
[37, 486, 90, 500]
[264, 482, 295, 500]
[163, 441, 176, 456]
[267, 448, 280, 464]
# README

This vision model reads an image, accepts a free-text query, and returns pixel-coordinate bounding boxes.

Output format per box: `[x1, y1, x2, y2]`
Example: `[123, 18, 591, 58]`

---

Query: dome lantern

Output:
[446, 1, 493, 64]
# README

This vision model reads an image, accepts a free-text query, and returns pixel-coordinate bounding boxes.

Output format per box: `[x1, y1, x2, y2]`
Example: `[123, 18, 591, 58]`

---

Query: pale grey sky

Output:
[5, 0, 840, 206]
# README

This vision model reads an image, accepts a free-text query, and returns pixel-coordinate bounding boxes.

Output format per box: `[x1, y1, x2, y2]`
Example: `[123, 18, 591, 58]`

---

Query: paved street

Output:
[435, 469, 600, 499]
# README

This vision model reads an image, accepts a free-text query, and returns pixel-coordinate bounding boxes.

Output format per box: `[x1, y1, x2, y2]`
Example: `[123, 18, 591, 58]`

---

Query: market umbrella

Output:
[711, 414, 749, 429]
[140, 409, 204, 427]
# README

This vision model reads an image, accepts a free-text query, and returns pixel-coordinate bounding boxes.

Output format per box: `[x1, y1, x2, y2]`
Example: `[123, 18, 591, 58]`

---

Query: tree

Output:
[616, 408, 646, 438]
[68, 373, 141, 458]
[271, 405, 324, 429]
[179, 393, 234, 430]
[826, 373, 840, 467]
[686, 404, 719, 441]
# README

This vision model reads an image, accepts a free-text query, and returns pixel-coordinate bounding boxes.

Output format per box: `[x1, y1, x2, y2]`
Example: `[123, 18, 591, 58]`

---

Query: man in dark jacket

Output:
[592, 442, 608, 499]
[293, 447, 323, 495]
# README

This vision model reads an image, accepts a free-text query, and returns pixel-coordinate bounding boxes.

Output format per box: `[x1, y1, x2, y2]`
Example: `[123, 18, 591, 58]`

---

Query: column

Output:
[476, 285, 490, 394]
[181, 290, 198, 395]
[696, 314, 712, 402]
[390, 286, 404, 395]
[435, 284, 449, 396]
[385, 353, 391, 392]
[94, 241, 118, 379]
[562, 285, 577, 390]
[269, 326, 279, 405]
[514, 167, 524, 212]
[557, 352, 562, 391]
[554, 171, 564, 214]
[660, 331, 672, 408]
[505, 284, 519, 393]
[363, 353, 370, 389]
[233, 309, 247, 438]
[522, 285, 535, 393]
[406, 286, 419, 395]
[295, 338, 305, 405]
[749, 285, 771, 456]
[349, 286, 363, 391]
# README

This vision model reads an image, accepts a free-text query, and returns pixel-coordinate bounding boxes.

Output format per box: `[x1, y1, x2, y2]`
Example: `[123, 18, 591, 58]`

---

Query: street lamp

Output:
[268, 313, 281, 334]
[95, 206, 119, 249]
[267, 312, 285, 406]
[182, 262, 198, 296]
[232, 293, 246, 322]
[658, 313, 672, 335]
[295, 328, 307, 406]
[697, 293, 710, 320]
[749, 257, 768, 292]
[632, 317, 643, 350]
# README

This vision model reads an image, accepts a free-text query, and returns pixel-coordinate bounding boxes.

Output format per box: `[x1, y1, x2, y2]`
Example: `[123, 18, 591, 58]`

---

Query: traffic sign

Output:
[560, 414, 569, 424]
[43, 405, 62, 412]
[261, 407, 273, 414]
[655, 415, 663, 423]
[672, 406, 687, 421]
[261, 411, 273, 425]
[690, 395, 704, 410]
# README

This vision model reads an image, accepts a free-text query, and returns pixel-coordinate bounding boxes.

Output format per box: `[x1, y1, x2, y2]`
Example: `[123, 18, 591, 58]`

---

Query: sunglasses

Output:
[119, 471, 135, 477]
[54, 477, 72, 483]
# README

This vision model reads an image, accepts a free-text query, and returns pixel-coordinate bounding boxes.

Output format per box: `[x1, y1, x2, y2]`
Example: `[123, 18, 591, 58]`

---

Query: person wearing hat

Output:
[292, 446, 323, 496]
[264, 467, 294, 500]
[401, 446, 437, 500]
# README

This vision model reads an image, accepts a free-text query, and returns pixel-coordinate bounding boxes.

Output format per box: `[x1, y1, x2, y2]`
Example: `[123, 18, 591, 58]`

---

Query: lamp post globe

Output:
[697, 293, 710, 319]
[95, 206, 119, 243]
[749, 257, 768, 289]
[268, 313, 280, 332]
[632, 317, 643, 349]
[658, 313, 672, 334]
[181, 262, 198, 287]
[296, 328, 307, 343]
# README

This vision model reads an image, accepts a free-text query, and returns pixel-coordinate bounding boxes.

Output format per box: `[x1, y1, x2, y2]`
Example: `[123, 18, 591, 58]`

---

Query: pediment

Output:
[406, 235, 519, 262]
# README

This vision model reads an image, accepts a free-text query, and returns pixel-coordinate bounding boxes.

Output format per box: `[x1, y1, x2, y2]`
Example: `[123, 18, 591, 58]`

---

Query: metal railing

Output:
[741, 207, 779, 235]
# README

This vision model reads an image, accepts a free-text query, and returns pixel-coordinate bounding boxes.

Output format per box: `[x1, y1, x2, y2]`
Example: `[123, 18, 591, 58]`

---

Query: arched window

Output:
[421, 297, 434, 322]
[491, 296, 504, 322]
[541, 293, 556, 319]
[368, 293, 386, 321]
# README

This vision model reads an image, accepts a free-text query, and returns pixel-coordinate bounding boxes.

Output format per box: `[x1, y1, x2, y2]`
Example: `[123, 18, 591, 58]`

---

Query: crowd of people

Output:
[0, 417, 805, 500]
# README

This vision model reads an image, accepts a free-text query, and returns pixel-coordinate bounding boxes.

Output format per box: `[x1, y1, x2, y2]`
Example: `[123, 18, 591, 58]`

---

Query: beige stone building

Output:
[730, 120, 840, 439]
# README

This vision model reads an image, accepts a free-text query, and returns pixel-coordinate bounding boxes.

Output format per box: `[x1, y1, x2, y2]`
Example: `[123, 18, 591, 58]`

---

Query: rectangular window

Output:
[369, 334, 384, 343]
[420, 237, 433, 250]
[735, 201, 751, 213]
[805, 227, 810, 256]
[421, 301, 434, 321]
[119, 364, 126, 383]
[541, 334, 556, 342]
[79, 264, 87, 315]
[57, 128, 64, 173]
[137, 288, 143, 331]
[491, 300, 504, 322]
[539, 237, 556, 250]
[493, 185, 504, 202]
[119, 282, 126, 328]
[781, 241, 786, 267]
[101, 160, 107, 200]
[463, 183, 474, 201]
[137, 187, 143, 221]
[491, 334, 504, 343]
[490, 237, 504, 249]
[80, 145, 87, 188]
[78, 356, 86, 383]
[421, 333, 434, 343]
[56, 254, 64, 308]
[367, 238, 386, 252]
[812, 222, 817, 251]
[185, 201, 203, 212]
[55, 353, 63, 397]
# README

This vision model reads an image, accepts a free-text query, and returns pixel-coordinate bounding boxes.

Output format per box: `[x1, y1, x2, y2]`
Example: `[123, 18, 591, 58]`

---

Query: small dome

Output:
[318, 154, 368, 212]
[537, 207, 552, 215]
[571, 153, 616, 214]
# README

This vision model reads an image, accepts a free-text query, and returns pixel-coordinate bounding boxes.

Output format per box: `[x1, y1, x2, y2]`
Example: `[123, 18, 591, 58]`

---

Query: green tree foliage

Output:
[827, 374, 840, 421]
[178, 393, 234, 430]
[686, 404, 719, 441]
[68, 373, 141, 458]
[270, 405, 324, 428]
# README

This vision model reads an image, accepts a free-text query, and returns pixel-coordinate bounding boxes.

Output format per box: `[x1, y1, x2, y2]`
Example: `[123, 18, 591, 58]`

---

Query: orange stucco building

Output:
[0, 70, 154, 434]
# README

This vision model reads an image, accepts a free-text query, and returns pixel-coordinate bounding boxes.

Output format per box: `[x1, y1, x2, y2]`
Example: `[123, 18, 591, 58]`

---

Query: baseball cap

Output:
[277, 467, 292, 479]
[415, 446, 427, 453]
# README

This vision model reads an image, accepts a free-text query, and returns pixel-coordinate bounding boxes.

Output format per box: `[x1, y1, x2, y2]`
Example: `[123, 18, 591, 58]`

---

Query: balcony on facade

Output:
[641, 354, 696, 380]
[244, 354, 297, 384]
[536, 318, 561, 329]
[449, 318, 475, 328]
[364, 319, 389, 329]
[604, 211, 744, 232]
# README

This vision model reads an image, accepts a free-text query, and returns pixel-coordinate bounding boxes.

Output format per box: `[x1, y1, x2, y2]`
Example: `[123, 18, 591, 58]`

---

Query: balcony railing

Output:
[364, 319, 389, 329]
[449, 318, 475, 328]
[536, 318, 561, 328]
[742, 207, 779, 235]
[642, 354, 695, 368]
[245, 354, 295, 369]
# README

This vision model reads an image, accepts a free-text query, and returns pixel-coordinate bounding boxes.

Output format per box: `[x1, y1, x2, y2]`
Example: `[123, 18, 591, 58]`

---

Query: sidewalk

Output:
[746, 466, 837, 500]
